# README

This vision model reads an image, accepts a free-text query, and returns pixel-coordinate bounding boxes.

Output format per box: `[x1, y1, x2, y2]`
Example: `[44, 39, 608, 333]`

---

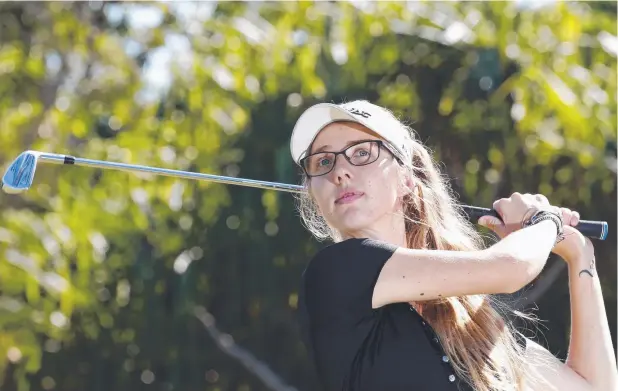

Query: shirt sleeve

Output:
[302, 238, 398, 330]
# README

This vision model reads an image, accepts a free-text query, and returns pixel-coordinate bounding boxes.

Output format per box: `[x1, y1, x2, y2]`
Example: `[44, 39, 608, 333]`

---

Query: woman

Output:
[291, 100, 617, 391]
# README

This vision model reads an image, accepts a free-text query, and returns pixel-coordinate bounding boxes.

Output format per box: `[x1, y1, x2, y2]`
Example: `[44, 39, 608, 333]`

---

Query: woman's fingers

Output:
[559, 207, 580, 226]
[534, 193, 549, 205]
[478, 215, 506, 238]
[489, 192, 581, 236]
[572, 210, 580, 226]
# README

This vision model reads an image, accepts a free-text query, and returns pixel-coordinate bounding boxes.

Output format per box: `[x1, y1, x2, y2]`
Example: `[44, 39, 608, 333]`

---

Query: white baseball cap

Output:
[289, 100, 412, 166]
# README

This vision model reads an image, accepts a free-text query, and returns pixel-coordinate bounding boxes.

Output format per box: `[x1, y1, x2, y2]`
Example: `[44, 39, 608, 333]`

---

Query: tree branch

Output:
[193, 306, 299, 391]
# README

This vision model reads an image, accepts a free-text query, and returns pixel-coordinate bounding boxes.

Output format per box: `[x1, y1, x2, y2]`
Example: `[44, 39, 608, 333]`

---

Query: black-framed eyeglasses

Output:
[300, 140, 400, 178]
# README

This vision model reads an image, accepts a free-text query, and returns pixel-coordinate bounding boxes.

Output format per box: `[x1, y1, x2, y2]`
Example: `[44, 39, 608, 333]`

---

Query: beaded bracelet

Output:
[522, 210, 565, 245]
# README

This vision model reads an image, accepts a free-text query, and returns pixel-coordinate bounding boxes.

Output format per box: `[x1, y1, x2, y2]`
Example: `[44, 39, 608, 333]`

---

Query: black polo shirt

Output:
[298, 238, 526, 391]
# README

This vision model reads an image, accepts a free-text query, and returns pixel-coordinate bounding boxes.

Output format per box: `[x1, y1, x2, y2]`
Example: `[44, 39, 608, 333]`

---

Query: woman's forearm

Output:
[487, 220, 557, 289]
[565, 254, 618, 391]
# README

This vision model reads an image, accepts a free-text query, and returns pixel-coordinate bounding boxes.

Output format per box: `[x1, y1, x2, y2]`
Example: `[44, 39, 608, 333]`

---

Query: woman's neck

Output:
[343, 212, 408, 248]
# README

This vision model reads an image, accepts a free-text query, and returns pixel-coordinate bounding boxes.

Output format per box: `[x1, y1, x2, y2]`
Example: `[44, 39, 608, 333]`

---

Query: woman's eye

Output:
[317, 158, 331, 167]
[354, 149, 369, 157]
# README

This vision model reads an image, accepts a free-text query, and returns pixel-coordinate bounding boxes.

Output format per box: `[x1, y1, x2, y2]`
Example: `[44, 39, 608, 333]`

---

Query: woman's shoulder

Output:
[309, 237, 398, 263]
[299, 238, 401, 319]
[303, 237, 399, 281]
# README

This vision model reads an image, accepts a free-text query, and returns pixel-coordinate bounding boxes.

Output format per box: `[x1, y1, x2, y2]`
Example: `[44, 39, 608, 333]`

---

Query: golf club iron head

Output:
[1, 151, 38, 194]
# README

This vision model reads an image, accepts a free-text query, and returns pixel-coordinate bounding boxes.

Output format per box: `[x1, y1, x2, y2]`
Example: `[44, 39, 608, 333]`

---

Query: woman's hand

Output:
[479, 195, 594, 266]
[552, 207, 595, 265]
[478, 192, 558, 238]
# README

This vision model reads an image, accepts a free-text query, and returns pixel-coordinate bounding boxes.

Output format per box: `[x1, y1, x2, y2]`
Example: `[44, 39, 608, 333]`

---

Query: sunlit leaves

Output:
[0, 2, 615, 390]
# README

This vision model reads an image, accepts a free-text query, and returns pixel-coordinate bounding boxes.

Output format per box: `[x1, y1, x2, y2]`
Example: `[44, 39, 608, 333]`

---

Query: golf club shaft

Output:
[39, 153, 304, 193]
[36, 153, 608, 240]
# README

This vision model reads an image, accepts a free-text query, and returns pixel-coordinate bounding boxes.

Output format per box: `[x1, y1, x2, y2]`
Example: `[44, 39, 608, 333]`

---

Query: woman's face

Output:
[307, 122, 406, 238]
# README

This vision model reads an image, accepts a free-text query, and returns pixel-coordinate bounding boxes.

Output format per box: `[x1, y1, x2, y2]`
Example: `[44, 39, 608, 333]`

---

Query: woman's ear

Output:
[405, 175, 415, 193]
[398, 172, 416, 199]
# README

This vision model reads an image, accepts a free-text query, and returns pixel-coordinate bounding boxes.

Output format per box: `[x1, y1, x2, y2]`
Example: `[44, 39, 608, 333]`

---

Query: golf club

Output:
[1, 150, 608, 240]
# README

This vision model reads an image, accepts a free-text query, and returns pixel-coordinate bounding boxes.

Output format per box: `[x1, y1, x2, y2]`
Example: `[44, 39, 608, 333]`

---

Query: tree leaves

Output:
[0, 2, 615, 390]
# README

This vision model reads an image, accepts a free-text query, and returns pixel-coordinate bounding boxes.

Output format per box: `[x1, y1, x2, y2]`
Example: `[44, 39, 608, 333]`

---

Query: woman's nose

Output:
[331, 156, 353, 184]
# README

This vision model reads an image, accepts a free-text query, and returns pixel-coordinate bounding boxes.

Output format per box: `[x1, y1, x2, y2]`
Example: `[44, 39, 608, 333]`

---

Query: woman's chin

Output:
[325, 206, 381, 235]
[331, 219, 373, 237]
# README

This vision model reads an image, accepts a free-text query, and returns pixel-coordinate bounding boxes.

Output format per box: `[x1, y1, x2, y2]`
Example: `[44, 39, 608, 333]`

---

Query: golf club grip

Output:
[462, 206, 608, 241]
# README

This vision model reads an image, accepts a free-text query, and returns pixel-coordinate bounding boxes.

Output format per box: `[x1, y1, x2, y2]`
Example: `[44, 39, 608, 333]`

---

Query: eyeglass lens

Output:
[302, 141, 381, 177]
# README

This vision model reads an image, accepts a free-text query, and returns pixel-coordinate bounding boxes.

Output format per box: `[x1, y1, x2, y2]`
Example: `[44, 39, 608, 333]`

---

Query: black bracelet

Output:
[523, 210, 565, 244]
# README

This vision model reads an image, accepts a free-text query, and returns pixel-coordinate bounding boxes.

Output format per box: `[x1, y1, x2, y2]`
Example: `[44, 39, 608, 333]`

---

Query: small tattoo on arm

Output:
[578, 257, 596, 278]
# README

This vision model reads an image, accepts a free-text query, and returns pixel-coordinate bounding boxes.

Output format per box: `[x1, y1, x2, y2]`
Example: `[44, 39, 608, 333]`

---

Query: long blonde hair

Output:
[296, 101, 541, 391]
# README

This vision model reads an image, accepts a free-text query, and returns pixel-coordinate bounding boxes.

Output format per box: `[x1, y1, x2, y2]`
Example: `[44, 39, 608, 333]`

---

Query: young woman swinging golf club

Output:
[291, 100, 617, 391]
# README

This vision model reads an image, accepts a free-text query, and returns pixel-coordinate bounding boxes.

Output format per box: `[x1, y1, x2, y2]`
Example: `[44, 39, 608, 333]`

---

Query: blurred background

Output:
[0, 1, 616, 391]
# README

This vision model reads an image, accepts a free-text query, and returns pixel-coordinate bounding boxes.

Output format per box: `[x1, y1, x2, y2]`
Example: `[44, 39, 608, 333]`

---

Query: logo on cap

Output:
[346, 107, 371, 119]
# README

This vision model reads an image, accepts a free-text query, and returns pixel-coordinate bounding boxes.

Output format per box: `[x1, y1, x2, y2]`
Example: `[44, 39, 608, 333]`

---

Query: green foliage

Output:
[0, 2, 615, 390]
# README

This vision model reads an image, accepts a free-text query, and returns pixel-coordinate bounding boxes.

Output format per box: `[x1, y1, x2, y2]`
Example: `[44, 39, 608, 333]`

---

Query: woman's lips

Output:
[335, 192, 364, 204]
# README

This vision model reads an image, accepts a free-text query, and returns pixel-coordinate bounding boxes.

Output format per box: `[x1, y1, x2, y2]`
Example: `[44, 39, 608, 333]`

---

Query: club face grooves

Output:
[2, 152, 38, 194]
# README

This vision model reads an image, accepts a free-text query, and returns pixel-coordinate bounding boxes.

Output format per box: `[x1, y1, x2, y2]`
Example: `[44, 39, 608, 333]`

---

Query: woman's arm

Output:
[521, 338, 596, 391]
[544, 211, 618, 391]
[522, 326, 616, 391]
[517, 209, 617, 391]
[562, 252, 617, 390]
[372, 220, 557, 308]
